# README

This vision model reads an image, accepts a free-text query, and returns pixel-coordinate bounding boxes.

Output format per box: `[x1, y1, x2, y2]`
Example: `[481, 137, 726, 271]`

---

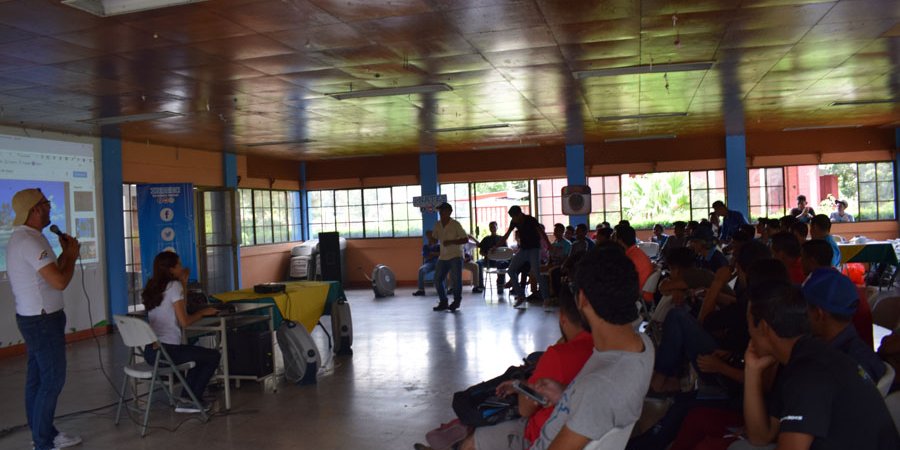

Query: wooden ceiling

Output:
[0, 0, 898, 160]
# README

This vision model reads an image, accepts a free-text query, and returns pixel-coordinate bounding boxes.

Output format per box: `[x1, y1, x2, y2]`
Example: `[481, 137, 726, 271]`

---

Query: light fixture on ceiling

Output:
[245, 139, 315, 147]
[596, 112, 687, 121]
[783, 124, 862, 131]
[326, 84, 452, 100]
[574, 61, 715, 79]
[604, 134, 677, 143]
[62, 0, 208, 17]
[830, 99, 898, 106]
[472, 142, 540, 151]
[319, 154, 384, 160]
[430, 123, 510, 133]
[78, 111, 182, 126]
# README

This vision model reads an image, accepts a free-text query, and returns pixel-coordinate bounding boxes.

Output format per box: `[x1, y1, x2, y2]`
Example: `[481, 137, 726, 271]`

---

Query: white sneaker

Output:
[174, 399, 211, 414]
[54, 432, 82, 448]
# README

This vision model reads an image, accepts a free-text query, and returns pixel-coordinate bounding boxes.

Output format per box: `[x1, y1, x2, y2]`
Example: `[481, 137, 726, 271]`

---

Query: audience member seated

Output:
[413, 231, 440, 296]
[594, 227, 612, 246]
[654, 247, 734, 326]
[461, 241, 484, 293]
[651, 223, 669, 247]
[688, 225, 728, 273]
[685, 220, 700, 238]
[803, 269, 886, 382]
[544, 223, 571, 300]
[770, 231, 806, 284]
[791, 221, 808, 244]
[614, 224, 654, 302]
[457, 287, 593, 450]
[742, 281, 899, 449]
[658, 221, 687, 265]
[790, 194, 816, 223]
[529, 245, 654, 450]
[564, 225, 575, 242]
[779, 214, 799, 233]
[801, 239, 875, 353]
[830, 199, 854, 223]
[476, 221, 508, 291]
[712, 200, 748, 243]
[755, 219, 768, 243]
[763, 218, 782, 241]
[809, 214, 841, 267]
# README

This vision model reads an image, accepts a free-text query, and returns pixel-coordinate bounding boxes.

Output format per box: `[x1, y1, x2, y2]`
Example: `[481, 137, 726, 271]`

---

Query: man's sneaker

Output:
[513, 297, 526, 309]
[449, 301, 461, 312]
[54, 432, 82, 448]
[175, 399, 211, 414]
[412, 290, 425, 296]
[526, 292, 542, 303]
[472, 286, 483, 293]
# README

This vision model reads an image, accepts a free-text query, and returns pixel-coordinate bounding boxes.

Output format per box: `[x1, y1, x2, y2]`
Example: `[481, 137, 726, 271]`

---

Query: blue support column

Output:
[300, 162, 310, 241]
[420, 153, 438, 241]
[565, 144, 587, 226]
[725, 135, 749, 218]
[223, 152, 242, 288]
[101, 137, 127, 317]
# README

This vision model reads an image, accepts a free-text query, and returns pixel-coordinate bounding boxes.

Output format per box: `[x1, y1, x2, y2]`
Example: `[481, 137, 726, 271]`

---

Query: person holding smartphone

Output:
[142, 251, 221, 413]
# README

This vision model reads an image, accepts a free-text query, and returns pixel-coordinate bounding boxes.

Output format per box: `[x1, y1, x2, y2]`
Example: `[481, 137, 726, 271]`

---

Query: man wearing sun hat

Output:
[7, 188, 82, 450]
[802, 268, 886, 382]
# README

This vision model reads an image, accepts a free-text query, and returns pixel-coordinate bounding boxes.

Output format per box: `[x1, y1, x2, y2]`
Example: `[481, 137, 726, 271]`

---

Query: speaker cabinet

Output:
[318, 231, 342, 283]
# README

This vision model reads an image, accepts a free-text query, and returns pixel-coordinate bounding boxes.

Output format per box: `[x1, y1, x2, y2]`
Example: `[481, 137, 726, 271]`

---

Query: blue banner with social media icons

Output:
[136, 183, 198, 285]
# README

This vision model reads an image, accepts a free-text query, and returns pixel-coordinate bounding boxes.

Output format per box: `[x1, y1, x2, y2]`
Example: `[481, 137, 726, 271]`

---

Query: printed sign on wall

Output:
[137, 183, 197, 284]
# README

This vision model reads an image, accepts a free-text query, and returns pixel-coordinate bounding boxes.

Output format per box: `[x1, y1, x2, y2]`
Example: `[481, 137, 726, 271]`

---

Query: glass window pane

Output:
[877, 162, 894, 181]
[605, 176, 619, 193]
[859, 163, 876, 182]
[877, 181, 894, 200]
[690, 171, 708, 189]
[860, 182, 876, 202]
[878, 201, 895, 220]
[858, 202, 877, 220]
[766, 168, 783, 187]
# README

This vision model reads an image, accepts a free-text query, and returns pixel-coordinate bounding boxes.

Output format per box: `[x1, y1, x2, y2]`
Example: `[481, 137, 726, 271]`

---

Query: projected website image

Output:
[0, 180, 68, 272]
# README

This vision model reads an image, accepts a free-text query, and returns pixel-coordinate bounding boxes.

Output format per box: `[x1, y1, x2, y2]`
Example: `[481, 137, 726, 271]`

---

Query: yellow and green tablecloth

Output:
[838, 243, 899, 266]
[211, 281, 345, 332]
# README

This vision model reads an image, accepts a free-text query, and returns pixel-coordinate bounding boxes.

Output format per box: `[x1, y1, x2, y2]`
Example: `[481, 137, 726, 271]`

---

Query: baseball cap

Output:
[12, 188, 44, 226]
[801, 268, 859, 316]
[436, 202, 452, 211]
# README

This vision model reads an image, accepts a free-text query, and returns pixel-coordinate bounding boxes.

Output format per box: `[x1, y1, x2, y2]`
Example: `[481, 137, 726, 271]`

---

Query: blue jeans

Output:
[417, 260, 437, 290]
[144, 343, 221, 400]
[17, 311, 67, 450]
[508, 248, 545, 299]
[434, 257, 462, 304]
[654, 307, 718, 377]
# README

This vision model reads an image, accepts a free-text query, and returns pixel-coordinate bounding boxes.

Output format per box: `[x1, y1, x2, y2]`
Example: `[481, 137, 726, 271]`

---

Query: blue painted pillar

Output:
[420, 153, 438, 241]
[223, 152, 242, 288]
[565, 144, 587, 226]
[725, 135, 749, 218]
[300, 162, 310, 241]
[101, 137, 127, 317]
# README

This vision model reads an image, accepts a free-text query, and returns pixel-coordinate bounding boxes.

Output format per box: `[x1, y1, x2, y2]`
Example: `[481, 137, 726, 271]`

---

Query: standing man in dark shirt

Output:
[742, 280, 899, 449]
[497, 205, 551, 308]
[475, 221, 507, 290]
[711, 200, 747, 243]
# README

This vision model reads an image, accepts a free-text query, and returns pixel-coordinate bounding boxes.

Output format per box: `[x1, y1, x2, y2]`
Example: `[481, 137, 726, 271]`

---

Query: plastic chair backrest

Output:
[583, 422, 636, 450]
[642, 269, 661, 294]
[488, 247, 515, 262]
[638, 242, 659, 258]
[114, 315, 159, 348]
[886, 391, 900, 433]
[872, 296, 900, 330]
[877, 362, 895, 397]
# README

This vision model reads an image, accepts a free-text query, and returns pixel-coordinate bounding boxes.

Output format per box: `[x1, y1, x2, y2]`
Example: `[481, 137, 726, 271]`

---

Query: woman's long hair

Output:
[141, 251, 180, 312]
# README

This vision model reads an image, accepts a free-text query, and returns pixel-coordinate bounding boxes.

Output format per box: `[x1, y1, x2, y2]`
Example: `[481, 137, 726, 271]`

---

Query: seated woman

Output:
[142, 251, 221, 413]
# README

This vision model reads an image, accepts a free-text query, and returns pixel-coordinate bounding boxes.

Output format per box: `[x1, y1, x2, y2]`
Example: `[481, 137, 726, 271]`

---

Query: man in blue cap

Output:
[802, 269, 886, 382]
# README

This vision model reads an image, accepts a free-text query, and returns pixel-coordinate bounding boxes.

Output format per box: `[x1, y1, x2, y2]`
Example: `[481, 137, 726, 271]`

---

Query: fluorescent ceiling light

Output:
[326, 84, 452, 100]
[783, 124, 861, 131]
[430, 123, 510, 133]
[62, 0, 207, 16]
[78, 111, 182, 126]
[245, 139, 314, 147]
[574, 61, 714, 79]
[472, 143, 540, 151]
[604, 134, 677, 143]
[830, 99, 898, 106]
[597, 112, 687, 121]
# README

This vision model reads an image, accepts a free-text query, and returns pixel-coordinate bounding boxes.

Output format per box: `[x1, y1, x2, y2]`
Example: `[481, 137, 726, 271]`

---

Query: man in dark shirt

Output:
[475, 221, 508, 290]
[498, 205, 551, 308]
[688, 225, 728, 273]
[790, 194, 816, 223]
[802, 268, 886, 382]
[743, 280, 899, 449]
[711, 200, 748, 243]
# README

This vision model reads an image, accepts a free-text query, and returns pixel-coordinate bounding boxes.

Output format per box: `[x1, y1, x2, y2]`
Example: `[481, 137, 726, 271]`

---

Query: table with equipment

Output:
[838, 242, 900, 266]
[210, 281, 345, 333]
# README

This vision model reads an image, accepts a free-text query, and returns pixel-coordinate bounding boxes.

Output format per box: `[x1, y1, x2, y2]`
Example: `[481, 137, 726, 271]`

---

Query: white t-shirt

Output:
[148, 280, 185, 345]
[433, 218, 467, 260]
[7, 226, 64, 316]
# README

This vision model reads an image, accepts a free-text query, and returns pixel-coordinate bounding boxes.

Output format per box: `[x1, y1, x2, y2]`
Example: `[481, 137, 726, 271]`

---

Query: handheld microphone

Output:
[49, 224, 67, 240]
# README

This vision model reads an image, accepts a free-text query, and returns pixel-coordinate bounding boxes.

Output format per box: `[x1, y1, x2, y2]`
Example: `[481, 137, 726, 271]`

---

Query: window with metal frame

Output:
[238, 188, 303, 246]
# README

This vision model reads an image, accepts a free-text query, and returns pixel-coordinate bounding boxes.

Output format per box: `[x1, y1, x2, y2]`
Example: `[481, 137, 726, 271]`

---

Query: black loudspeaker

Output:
[226, 330, 273, 377]
[318, 231, 342, 283]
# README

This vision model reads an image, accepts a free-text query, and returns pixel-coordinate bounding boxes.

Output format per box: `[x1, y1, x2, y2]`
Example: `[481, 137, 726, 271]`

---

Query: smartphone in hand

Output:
[513, 380, 549, 407]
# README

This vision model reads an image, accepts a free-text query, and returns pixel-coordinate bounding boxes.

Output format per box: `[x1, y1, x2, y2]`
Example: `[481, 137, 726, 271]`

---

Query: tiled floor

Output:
[0, 286, 561, 450]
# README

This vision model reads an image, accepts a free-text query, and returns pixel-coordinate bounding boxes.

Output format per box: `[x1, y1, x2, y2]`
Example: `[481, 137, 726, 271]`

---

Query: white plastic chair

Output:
[885, 391, 900, 434]
[485, 247, 515, 294]
[638, 242, 660, 259]
[113, 315, 208, 436]
[583, 422, 636, 450]
[877, 362, 895, 397]
[642, 269, 662, 298]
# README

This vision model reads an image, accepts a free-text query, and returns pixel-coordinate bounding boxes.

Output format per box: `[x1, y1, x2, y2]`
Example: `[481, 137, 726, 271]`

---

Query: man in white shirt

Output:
[432, 202, 469, 311]
[7, 188, 82, 450]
